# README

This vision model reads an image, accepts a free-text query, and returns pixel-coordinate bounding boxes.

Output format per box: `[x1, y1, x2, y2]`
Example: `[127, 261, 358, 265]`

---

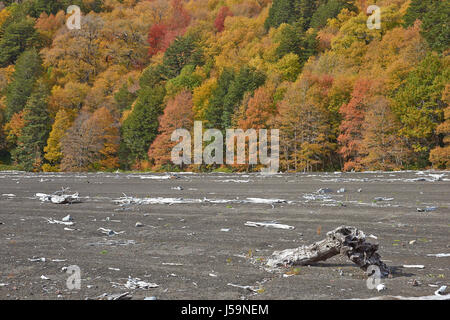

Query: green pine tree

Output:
[114, 83, 137, 113]
[139, 64, 168, 88]
[12, 82, 51, 171]
[310, 0, 356, 30]
[205, 66, 265, 130]
[420, 1, 450, 53]
[0, 17, 40, 67]
[264, 0, 296, 30]
[265, 0, 328, 31]
[28, 0, 65, 17]
[274, 22, 318, 64]
[120, 86, 166, 163]
[162, 35, 204, 79]
[293, 0, 323, 32]
[275, 23, 303, 58]
[204, 68, 235, 129]
[403, 0, 434, 27]
[222, 66, 266, 129]
[5, 49, 43, 121]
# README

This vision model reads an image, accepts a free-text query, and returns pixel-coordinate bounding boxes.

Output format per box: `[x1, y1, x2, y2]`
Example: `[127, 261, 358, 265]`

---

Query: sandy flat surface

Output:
[0, 170, 449, 300]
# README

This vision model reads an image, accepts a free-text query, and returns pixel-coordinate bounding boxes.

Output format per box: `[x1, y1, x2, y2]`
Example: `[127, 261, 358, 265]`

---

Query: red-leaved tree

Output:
[214, 6, 233, 32]
[148, 23, 168, 57]
[147, 0, 191, 57]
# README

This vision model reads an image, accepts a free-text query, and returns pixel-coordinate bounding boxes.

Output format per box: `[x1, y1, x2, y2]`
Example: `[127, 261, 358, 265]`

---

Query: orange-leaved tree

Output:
[337, 78, 373, 171]
[148, 90, 193, 169]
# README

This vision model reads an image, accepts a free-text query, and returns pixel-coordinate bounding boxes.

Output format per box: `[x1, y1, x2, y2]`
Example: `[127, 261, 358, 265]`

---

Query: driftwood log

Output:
[267, 226, 389, 277]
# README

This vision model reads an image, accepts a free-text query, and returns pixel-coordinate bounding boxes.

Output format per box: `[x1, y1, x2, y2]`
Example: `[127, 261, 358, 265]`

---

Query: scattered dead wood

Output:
[358, 286, 449, 300]
[36, 187, 80, 204]
[90, 292, 132, 300]
[267, 226, 389, 277]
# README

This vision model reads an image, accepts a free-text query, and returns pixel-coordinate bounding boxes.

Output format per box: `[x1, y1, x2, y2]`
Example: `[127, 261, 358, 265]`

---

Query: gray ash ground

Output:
[0, 170, 449, 300]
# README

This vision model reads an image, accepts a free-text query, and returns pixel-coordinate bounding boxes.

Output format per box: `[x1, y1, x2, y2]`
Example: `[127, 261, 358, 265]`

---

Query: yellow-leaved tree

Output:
[43, 108, 76, 172]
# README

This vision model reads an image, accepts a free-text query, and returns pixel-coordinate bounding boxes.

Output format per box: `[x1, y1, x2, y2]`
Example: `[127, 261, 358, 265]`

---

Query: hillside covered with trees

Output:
[0, 0, 448, 172]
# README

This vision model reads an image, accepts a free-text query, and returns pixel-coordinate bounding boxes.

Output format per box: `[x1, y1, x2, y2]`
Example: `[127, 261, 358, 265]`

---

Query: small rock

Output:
[409, 240, 416, 245]
[435, 286, 447, 296]
[62, 214, 73, 222]
[317, 188, 332, 194]
[135, 222, 144, 228]
[29, 257, 46, 262]
[417, 206, 437, 213]
[144, 296, 157, 300]
[376, 283, 386, 292]
[374, 197, 394, 201]
[411, 279, 420, 287]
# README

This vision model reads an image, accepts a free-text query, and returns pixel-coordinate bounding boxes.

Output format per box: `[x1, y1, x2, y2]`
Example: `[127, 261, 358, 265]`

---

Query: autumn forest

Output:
[0, 0, 448, 172]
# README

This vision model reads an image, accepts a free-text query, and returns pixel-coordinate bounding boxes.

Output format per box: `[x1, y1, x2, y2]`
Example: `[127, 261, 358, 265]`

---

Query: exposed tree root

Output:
[267, 226, 389, 277]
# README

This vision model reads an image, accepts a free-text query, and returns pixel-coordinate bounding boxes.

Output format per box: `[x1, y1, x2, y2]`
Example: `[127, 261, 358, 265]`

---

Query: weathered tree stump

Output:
[267, 226, 389, 277]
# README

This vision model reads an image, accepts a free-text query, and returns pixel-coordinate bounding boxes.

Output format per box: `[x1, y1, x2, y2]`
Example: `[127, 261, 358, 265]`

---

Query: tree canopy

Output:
[0, 0, 448, 171]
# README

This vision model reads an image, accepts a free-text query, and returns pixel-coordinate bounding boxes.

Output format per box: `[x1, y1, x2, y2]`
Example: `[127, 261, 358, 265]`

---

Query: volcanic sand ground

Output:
[0, 170, 449, 300]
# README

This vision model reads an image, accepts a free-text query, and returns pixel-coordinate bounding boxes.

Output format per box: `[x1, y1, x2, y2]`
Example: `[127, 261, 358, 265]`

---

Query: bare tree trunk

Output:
[267, 226, 389, 277]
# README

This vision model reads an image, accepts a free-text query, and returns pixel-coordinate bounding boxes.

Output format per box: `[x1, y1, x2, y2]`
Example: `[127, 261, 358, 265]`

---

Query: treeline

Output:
[0, 0, 448, 172]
